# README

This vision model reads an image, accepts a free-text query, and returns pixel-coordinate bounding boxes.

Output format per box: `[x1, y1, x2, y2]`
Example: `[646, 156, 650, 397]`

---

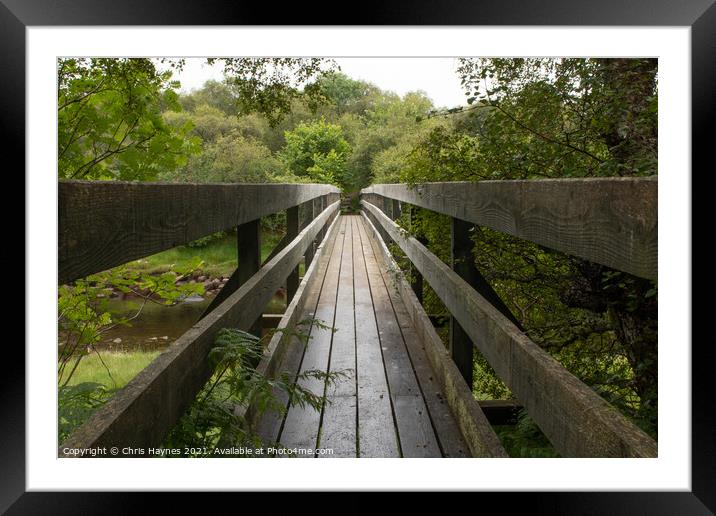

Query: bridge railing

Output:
[360, 177, 658, 458]
[58, 181, 340, 454]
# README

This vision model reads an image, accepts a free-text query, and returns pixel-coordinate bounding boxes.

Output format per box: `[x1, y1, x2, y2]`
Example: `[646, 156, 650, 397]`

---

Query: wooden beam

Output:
[286, 206, 300, 303]
[199, 218, 261, 322]
[59, 201, 340, 456]
[238, 219, 262, 337]
[450, 217, 475, 389]
[407, 205, 424, 304]
[360, 211, 507, 458]
[59, 180, 340, 284]
[362, 177, 657, 280]
[303, 199, 316, 268]
[362, 201, 657, 458]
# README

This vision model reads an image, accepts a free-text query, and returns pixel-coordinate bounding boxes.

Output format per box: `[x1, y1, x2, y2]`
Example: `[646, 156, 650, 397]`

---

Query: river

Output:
[95, 292, 287, 352]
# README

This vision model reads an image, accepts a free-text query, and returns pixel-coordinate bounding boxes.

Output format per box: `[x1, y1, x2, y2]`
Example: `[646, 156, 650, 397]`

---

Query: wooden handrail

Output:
[362, 177, 657, 280]
[59, 200, 340, 455]
[59, 180, 340, 284]
[362, 200, 657, 458]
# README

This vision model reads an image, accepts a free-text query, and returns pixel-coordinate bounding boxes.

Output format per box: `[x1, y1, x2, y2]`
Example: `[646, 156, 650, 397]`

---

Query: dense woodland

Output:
[58, 57, 658, 451]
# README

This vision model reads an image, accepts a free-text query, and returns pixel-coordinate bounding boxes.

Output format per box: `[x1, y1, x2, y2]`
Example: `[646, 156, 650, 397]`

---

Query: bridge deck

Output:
[255, 215, 470, 457]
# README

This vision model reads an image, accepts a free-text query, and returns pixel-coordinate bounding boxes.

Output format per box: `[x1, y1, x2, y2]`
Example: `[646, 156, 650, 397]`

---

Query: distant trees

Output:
[280, 119, 351, 187]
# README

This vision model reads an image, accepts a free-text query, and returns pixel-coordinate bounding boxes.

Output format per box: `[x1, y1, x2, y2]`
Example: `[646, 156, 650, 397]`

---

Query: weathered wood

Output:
[277, 217, 347, 452]
[246, 214, 344, 444]
[319, 217, 358, 457]
[407, 205, 424, 303]
[362, 201, 657, 458]
[355, 217, 442, 457]
[238, 219, 262, 337]
[59, 201, 340, 456]
[450, 217, 475, 389]
[361, 230, 469, 458]
[362, 177, 657, 280]
[303, 199, 316, 268]
[286, 206, 300, 303]
[351, 217, 401, 458]
[59, 180, 340, 284]
[392, 199, 401, 220]
[360, 210, 507, 458]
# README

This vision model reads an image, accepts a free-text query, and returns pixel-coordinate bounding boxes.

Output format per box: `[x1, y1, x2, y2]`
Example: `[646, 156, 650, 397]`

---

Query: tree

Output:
[395, 58, 658, 434]
[314, 72, 383, 116]
[210, 58, 339, 127]
[280, 119, 351, 187]
[58, 58, 199, 180]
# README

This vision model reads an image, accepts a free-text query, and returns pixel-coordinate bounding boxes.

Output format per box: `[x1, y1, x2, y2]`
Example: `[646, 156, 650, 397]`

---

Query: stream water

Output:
[95, 292, 287, 352]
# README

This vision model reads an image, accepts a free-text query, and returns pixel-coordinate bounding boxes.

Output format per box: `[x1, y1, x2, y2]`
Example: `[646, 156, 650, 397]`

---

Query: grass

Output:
[59, 350, 161, 444]
[126, 230, 285, 278]
[65, 350, 162, 389]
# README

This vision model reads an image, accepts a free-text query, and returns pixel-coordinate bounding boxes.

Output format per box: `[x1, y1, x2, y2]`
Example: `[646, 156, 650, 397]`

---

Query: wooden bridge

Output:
[58, 176, 657, 458]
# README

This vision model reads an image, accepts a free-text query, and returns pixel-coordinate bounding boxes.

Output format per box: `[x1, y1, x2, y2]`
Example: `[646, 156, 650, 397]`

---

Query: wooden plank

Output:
[351, 217, 401, 458]
[59, 180, 340, 284]
[318, 217, 358, 457]
[362, 201, 657, 458]
[358, 216, 475, 458]
[277, 217, 348, 452]
[303, 199, 316, 268]
[354, 216, 442, 457]
[249, 215, 344, 445]
[362, 177, 657, 280]
[286, 206, 300, 303]
[406, 205, 424, 303]
[59, 201, 340, 456]
[450, 217, 475, 388]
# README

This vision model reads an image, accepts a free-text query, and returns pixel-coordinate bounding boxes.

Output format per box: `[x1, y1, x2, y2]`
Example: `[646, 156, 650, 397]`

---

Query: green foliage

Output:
[452, 57, 657, 179]
[163, 132, 285, 183]
[185, 231, 227, 248]
[280, 119, 351, 187]
[345, 91, 438, 189]
[163, 325, 349, 456]
[58, 261, 204, 387]
[58, 382, 113, 444]
[494, 411, 560, 458]
[208, 58, 339, 127]
[58, 58, 200, 180]
[315, 72, 383, 115]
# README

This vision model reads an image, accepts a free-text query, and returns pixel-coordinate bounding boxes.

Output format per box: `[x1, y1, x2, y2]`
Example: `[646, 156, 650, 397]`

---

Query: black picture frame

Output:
[6, 1, 712, 513]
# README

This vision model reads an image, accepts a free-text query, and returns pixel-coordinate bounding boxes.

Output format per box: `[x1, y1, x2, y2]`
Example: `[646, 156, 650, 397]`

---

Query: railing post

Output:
[384, 196, 394, 220]
[408, 205, 423, 304]
[392, 199, 401, 220]
[286, 206, 300, 303]
[238, 218, 262, 336]
[303, 199, 316, 268]
[450, 217, 476, 388]
[319, 195, 327, 242]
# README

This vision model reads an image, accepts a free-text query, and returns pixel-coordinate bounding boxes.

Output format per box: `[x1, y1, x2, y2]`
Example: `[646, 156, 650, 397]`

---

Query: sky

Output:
[171, 57, 468, 109]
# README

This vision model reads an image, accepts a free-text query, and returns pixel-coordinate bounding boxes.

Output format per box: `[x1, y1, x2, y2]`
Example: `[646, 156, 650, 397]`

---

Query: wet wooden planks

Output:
[255, 215, 469, 457]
